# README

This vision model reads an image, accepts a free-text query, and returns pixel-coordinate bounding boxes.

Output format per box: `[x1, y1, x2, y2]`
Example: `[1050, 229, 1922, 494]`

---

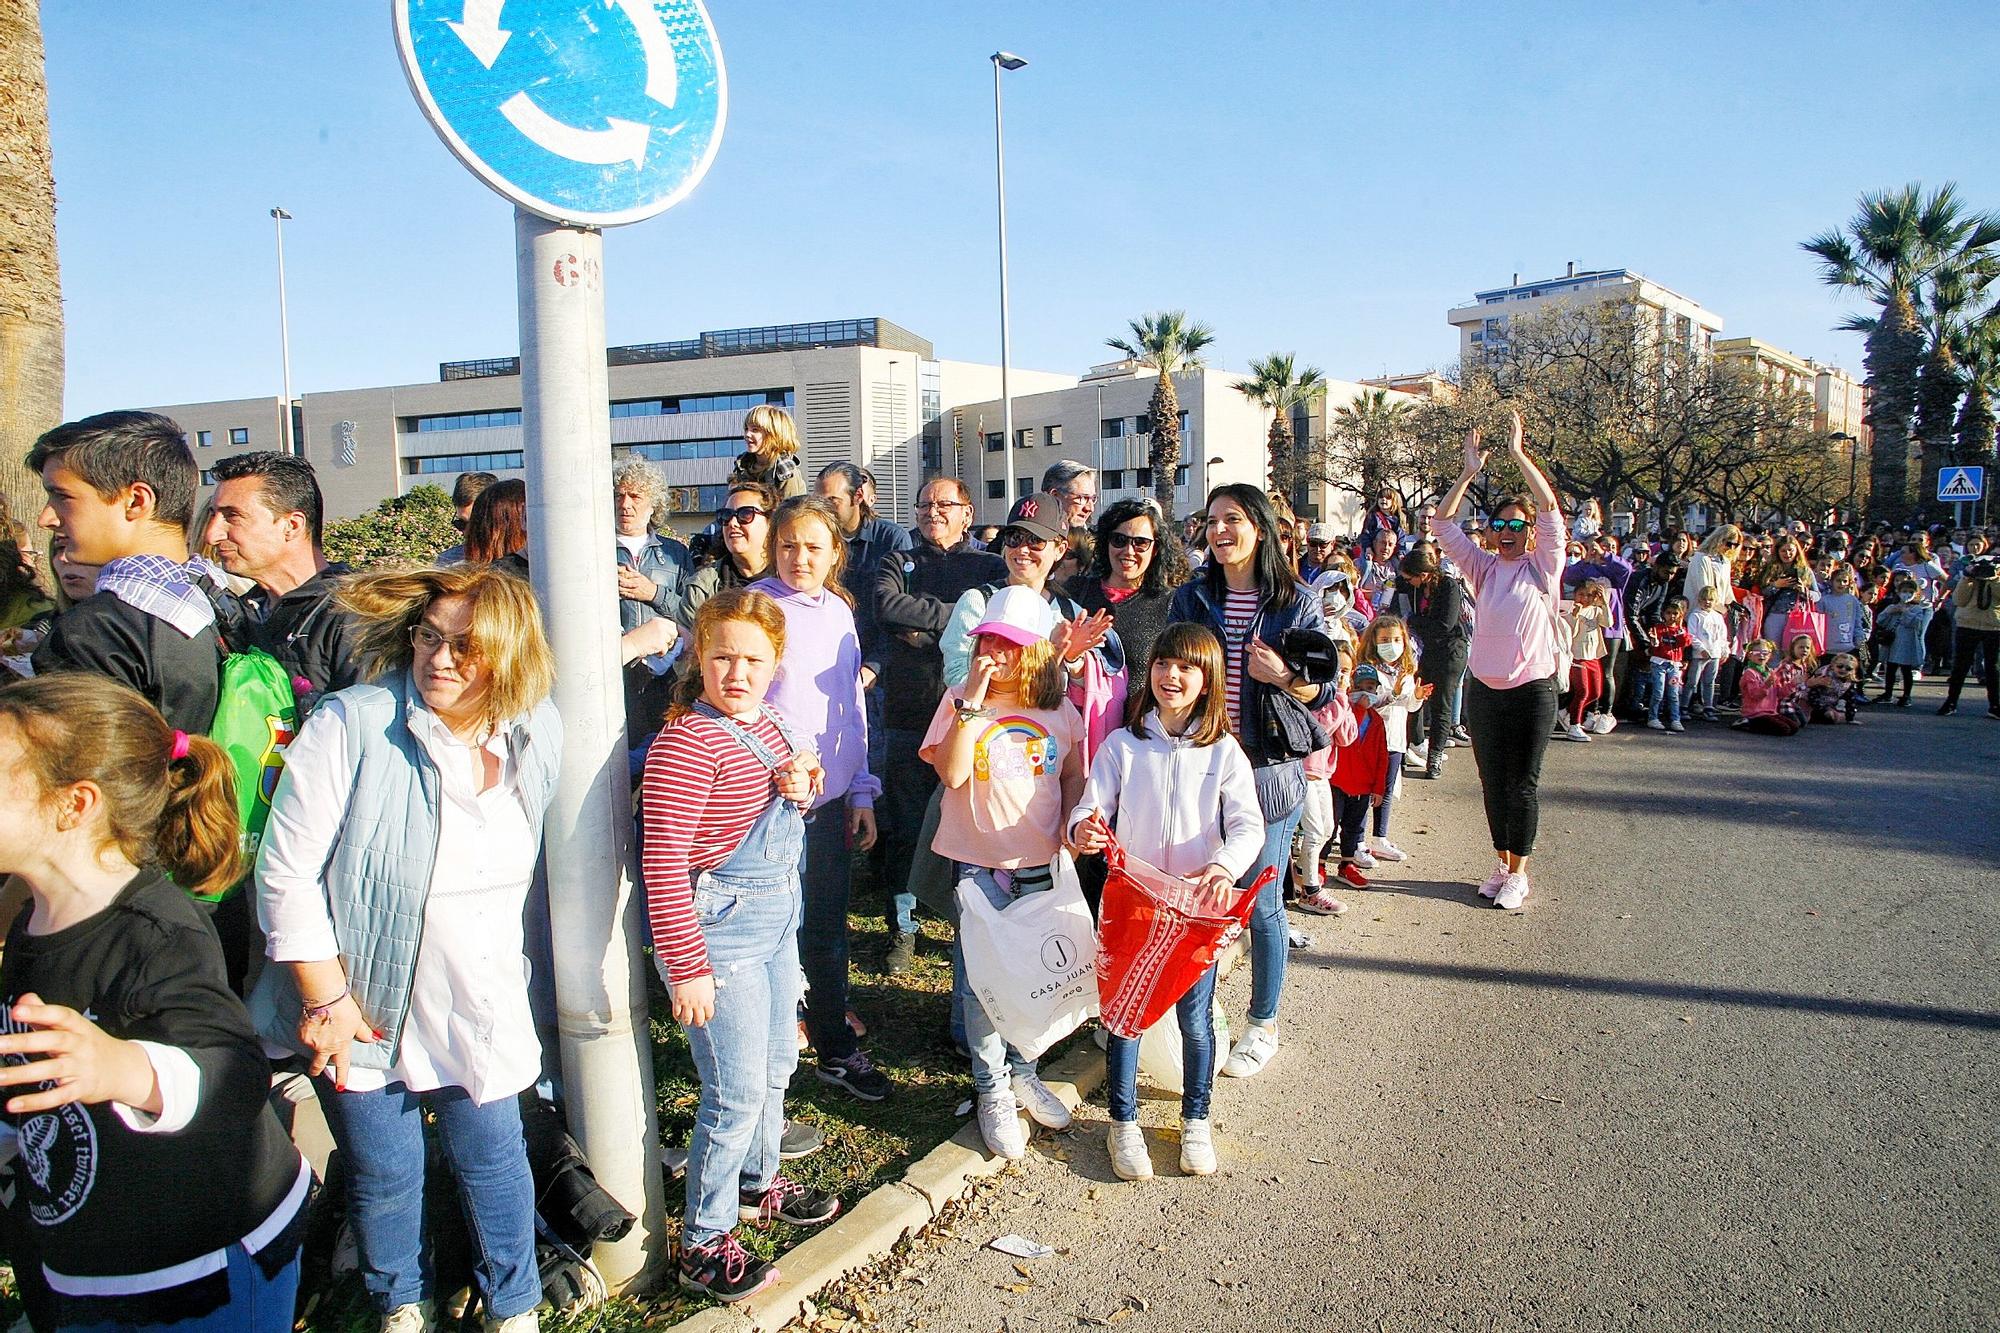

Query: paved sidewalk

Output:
[865, 688, 2000, 1332]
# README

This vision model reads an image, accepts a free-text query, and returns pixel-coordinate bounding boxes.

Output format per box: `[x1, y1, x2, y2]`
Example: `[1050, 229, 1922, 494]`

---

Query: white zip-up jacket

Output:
[1067, 714, 1264, 880]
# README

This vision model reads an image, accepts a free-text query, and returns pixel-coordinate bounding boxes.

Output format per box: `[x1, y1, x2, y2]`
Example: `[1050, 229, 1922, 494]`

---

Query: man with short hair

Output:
[205, 451, 362, 705]
[29, 411, 224, 734]
[816, 462, 912, 693]
[1040, 460, 1098, 530]
[436, 470, 498, 564]
[872, 476, 1003, 973]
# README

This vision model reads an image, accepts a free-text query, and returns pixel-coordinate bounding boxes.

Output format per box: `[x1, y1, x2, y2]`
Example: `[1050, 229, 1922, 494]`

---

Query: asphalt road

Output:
[867, 678, 2000, 1333]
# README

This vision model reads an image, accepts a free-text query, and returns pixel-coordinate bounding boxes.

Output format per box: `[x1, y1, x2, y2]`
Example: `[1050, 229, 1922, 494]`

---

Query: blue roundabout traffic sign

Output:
[393, 0, 726, 226]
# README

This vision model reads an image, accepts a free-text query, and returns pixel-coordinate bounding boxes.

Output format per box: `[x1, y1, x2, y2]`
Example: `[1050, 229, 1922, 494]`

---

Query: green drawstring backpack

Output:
[197, 647, 300, 904]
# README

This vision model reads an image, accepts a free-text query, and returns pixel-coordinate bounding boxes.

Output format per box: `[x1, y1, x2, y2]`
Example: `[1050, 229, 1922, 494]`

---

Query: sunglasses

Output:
[451, 516, 468, 532]
[1107, 533, 1155, 552]
[1000, 529, 1051, 550]
[1488, 518, 1530, 533]
[716, 505, 770, 526]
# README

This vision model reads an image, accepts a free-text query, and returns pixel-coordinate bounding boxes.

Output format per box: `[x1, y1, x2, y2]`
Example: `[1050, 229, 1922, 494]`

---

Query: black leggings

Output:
[1464, 675, 1559, 858]
[1878, 664, 1915, 702]
[1943, 628, 2000, 709]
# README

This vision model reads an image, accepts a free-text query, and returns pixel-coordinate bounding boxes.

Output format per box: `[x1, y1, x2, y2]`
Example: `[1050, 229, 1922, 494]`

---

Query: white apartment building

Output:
[151, 318, 1075, 533]
[1447, 264, 1724, 367]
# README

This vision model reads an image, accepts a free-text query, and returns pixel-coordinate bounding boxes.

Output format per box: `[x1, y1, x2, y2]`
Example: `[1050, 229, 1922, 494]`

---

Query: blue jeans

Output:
[1682, 657, 1718, 714]
[1371, 755, 1402, 838]
[320, 1082, 539, 1318]
[1105, 962, 1219, 1122]
[1245, 799, 1304, 1026]
[67, 1242, 301, 1333]
[798, 795, 859, 1064]
[683, 794, 806, 1246]
[876, 727, 933, 936]
[953, 864, 1045, 1095]
[1646, 658, 1684, 725]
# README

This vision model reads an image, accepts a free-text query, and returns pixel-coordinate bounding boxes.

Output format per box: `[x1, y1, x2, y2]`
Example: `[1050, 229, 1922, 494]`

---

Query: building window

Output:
[1015, 428, 1032, 450]
[196, 430, 213, 448]
[407, 450, 525, 474]
[1134, 468, 1152, 489]
[1045, 424, 1063, 448]
[228, 427, 249, 445]
[1102, 469, 1125, 489]
[1136, 414, 1153, 435]
[199, 469, 217, 485]
[618, 437, 741, 463]
[984, 432, 1002, 453]
[986, 479, 1005, 500]
[1018, 477, 1032, 500]
[611, 388, 792, 418]
[1175, 465, 1188, 485]
[1101, 418, 1125, 439]
[665, 484, 730, 513]
[412, 410, 523, 432]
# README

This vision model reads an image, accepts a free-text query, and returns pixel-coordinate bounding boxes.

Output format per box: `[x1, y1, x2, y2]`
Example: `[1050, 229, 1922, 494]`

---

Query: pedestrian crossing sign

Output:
[1937, 466, 1984, 502]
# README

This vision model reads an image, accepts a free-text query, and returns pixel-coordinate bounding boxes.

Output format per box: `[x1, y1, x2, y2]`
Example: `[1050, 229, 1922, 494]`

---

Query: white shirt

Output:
[257, 688, 543, 1104]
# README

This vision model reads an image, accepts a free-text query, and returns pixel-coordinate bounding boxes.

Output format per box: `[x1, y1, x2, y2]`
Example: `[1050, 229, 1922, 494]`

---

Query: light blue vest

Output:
[249, 672, 563, 1072]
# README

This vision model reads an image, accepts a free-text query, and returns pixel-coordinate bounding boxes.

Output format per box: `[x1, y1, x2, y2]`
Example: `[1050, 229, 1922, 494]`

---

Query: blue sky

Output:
[39, 1, 2000, 415]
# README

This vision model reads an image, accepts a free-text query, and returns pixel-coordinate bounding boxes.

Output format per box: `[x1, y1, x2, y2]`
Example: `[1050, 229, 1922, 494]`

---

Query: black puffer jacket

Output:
[874, 538, 1004, 731]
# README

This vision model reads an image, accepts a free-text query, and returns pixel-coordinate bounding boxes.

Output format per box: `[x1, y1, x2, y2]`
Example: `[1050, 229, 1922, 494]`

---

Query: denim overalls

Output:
[681, 703, 807, 1247]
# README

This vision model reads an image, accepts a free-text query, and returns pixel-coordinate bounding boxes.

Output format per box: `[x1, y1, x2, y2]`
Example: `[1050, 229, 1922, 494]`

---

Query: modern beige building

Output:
[1447, 264, 1724, 367]
[149, 318, 1075, 533]
[1813, 364, 1870, 448]
[1715, 336, 1817, 403]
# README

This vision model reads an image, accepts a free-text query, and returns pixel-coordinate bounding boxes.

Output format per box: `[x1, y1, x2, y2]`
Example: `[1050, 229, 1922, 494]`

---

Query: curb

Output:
[661, 936, 1247, 1333]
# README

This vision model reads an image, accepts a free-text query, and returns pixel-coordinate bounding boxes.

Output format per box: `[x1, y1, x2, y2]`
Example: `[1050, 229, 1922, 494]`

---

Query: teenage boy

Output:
[29, 411, 223, 733]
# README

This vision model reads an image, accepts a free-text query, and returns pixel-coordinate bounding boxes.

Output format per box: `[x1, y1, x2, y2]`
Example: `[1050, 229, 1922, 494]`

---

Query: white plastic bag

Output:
[1136, 996, 1231, 1097]
[957, 853, 1099, 1060]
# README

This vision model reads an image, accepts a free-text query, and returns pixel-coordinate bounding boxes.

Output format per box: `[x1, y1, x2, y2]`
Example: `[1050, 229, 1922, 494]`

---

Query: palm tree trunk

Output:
[1914, 340, 1964, 514]
[1265, 415, 1290, 500]
[1955, 382, 1996, 472]
[0, 0, 64, 534]
[1864, 290, 1922, 527]
[1148, 374, 1183, 518]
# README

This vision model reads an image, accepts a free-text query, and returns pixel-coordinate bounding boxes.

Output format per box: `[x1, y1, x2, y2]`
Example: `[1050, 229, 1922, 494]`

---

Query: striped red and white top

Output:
[1221, 587, 1262, 735]
[640, 709, 793, 984]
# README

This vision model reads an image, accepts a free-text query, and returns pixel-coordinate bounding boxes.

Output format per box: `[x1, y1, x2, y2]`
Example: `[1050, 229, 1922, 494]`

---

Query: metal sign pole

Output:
[516, 209, 665, 1286]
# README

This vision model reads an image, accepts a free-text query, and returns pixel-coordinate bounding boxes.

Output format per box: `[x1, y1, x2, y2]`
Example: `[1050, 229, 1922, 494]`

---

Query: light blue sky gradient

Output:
[40, 1, 2000, 415]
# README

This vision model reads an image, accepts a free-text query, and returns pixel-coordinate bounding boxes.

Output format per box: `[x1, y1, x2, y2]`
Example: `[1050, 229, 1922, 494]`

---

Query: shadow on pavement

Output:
[1289, 954, 2000, 1031]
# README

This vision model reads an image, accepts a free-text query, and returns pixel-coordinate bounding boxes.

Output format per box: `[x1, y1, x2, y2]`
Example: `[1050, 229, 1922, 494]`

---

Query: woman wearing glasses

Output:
[1433, 409, 1564, 913]
[250, 565, 561, 1333]
[681, 481, 779, 630]
[1068, 497, 1184, 678]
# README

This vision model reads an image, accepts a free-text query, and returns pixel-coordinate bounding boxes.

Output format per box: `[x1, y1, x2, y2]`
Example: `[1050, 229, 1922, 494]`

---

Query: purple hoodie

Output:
[750, 576, 879, 810]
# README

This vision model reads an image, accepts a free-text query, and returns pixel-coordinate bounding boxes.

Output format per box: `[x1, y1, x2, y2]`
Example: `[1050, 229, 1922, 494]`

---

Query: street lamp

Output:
[991, 50, 1027, 512]
[270, 207, 296, 455]
[1200, 453, 1225, 506]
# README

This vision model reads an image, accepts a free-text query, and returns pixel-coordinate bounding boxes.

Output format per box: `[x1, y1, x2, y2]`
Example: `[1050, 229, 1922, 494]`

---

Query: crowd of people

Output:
[0, 402, 1993, 1327]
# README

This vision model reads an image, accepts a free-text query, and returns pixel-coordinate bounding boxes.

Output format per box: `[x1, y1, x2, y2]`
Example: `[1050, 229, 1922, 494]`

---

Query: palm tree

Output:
[1236, 352, 1325, 512]
[1802, 183, 2000, 526]
[0, 0, 65, 530]
[1328, 388, 1416, 509]
[1912, 257, 1998, 506]
[1952, 307, 2000, 476]
[1107, 311, 1215, 516]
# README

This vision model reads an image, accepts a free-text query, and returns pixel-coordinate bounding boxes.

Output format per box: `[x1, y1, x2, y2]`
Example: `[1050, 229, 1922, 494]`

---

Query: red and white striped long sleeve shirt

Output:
[640, 710, 793, 984]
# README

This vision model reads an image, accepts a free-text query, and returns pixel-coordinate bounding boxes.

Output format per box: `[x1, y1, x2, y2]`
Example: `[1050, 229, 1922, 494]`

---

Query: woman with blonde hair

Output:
[250, 564, 560, 1333]
[1684, 524, 1741, 610]
[730, 404, 806, 500]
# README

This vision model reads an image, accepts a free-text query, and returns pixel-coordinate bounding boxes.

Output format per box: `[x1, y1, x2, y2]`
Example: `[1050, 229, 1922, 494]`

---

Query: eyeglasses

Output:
[1107, 533, 1155, 552]
[915, 500, 968, 513]
[1000, 529, 1050, 550]
[451, 516, 468, 532]
[1488, 518, 1530, 533]
[410, 623, 479, 661]
[716, 505, 770, 526]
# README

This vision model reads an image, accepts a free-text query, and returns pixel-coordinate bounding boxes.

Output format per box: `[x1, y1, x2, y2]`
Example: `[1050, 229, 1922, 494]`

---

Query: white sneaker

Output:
[1564, 723, 1590, 742]
[1666, 720, 1685, 733]
[1107, 1120, 1152, 1180]
[1350, 845, 1378, 869]
[1478, 862, 1508, 899]
[1179, 1118, 1217, 1176]
[1646, 718, 1665, 730]
[1220, 1022, 1277, 1078]
[1494, 873, 1531, 911]
[1370, 839, 1408, 862]
[1010, 1072, 1071, 1130]
[1406, 742, 1428, 768]
[483, 1315, 540, 1333]
[975, 1090, 1025, 1160]
[382, 1304, 436, 1333]
[1593, 714, 1618, 734]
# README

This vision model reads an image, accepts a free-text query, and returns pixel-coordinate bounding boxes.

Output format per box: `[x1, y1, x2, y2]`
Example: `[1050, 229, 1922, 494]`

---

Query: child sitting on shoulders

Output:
[1067, 624, 1261, 1181]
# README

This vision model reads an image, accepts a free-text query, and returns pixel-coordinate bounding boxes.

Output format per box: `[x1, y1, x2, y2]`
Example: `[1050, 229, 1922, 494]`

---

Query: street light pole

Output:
[270, 207, 296, 455]
[992, 51, 1027, 514]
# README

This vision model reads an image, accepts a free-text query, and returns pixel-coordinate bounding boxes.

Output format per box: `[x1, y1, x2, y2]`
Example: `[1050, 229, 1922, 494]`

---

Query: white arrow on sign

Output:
[447, 0, 510, 67]
[612, 0, 678, 109]
[500, 92, 650, 165]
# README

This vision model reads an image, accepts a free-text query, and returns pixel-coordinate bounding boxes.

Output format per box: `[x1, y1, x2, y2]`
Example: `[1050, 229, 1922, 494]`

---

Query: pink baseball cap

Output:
[969, 584, 1058, 647]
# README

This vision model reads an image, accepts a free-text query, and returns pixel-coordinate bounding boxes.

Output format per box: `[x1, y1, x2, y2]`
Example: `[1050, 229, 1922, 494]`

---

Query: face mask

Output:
[1324, 590, 1349, 614]
[1376, 641, 1404, 664]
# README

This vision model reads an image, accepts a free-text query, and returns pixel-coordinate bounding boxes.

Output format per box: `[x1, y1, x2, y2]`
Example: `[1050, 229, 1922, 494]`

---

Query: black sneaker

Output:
[1938, 702, 1957, 716]
[816, 1050, 890, 1102]
[678, 1232, 778, 1303]
[739, 1175, 841, 1227]
[885, 931, 917, 976]
[779, 1119, 823, 1160]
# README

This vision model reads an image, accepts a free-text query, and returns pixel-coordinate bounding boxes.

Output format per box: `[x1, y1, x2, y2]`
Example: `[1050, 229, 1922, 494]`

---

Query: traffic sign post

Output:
[1938, 466, 1985, 529]
[394, 0, 728, 1289]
